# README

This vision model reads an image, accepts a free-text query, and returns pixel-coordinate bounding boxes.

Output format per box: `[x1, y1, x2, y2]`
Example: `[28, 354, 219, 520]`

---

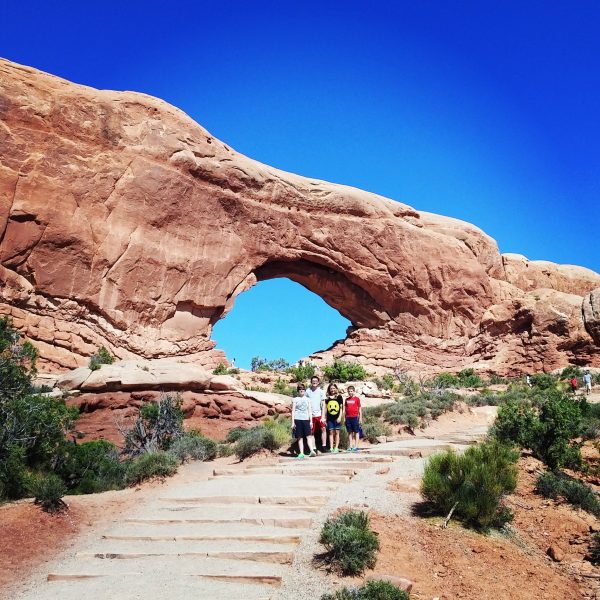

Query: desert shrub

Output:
[28, 472, 67, 513]
[125, 451, 179, 485]
[56, 440, 126, 494]
[234, 426, 282, 460]
[588, 533, 600, 565]
[217, 442, 235, 457]
[226, 427, 248, 443]
[362, 404, 393, 419]
[384, 391, 457, 428]
[491, 390, 583, 470]
[594, 373, 600, 385]
[535, 471, 600, 516]
[321, 580, 409, 600]
[287, 362, 316, 382]
[228, 368, 240, 375]
[88, 346, 115, 371]
[371, 374, 396, 391]
[263, 416, 292, 447]
[361, 420, 392, 443]
[580, 401, 600, 440]
[212, 363, 228, 375]
[487, 374, 508, 385]
[273, 377, 294, 396]
[339, 426, 350, 450]
[169, 432, 217, 463]
[122, 393, 184, 456]
[531, 373, 557, 390]
[319, 509, 379, 575]
[323, 359, 367, 383]
[561, 365, 583, 379]
[421, 440, 518, 529]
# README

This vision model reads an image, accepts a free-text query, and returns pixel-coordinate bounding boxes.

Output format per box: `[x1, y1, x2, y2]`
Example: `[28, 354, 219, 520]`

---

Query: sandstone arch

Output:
[0, 59, 599, 375]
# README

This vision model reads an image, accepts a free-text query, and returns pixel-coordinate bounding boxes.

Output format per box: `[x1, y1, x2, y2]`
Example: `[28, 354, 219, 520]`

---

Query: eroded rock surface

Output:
[0, 59, 599, 375]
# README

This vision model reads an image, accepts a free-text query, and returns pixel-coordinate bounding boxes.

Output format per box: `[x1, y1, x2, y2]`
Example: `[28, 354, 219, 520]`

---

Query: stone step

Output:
[213, 467, 357, 477]
[124, 516, 312, 528]
[153, 503, 321, 518]
[160, 495, 329, 506]
[208, 473, 350, 483]
[36, 571, 277, 600]
[278, 455, 394, 465]
[102, 533, 301, 544]
[77, 549, 294, 564]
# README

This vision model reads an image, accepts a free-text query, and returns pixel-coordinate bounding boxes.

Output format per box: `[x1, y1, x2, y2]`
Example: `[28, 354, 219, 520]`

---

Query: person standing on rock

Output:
[344, 385, 362, 451]
[291, 383, 316, 459]
[570, 376, 578, 394]
[584, 370, 593, 395]
[325, 383, 344, 453]
[305, 375, 326, 452]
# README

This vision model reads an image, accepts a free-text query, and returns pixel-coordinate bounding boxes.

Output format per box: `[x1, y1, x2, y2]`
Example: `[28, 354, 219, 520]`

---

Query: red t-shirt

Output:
[345, 395, 361, 418]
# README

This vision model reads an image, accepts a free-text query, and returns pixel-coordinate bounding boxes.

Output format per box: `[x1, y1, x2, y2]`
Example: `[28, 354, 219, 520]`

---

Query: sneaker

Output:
[352, 447, 360, 452]
[333, 448, 340, 453]
[296, 453, 305, 459]
[309, 451, 317, 457]
[329, 448, 335, 453]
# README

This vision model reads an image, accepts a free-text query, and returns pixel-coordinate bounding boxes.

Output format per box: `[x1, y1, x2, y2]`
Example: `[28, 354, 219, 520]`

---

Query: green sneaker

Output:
[333, 448, 340, 453]
[296, 453, 305, 459]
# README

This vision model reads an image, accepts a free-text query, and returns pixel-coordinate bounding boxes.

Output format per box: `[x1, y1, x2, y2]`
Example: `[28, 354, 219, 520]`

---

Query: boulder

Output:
[583, 288, 600, 346]
[209, 375, 243, 391]
[56, 367, 92, 391]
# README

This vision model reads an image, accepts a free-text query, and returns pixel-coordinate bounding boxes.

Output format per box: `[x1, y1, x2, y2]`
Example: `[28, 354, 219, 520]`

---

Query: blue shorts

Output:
[327, 419, 341, 430]
[294, 419, 312, 438]
[345, 417, 360, 433]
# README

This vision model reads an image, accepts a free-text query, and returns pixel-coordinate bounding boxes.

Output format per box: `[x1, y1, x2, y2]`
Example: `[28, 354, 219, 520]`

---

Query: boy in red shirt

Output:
[344, 385, 362, 451]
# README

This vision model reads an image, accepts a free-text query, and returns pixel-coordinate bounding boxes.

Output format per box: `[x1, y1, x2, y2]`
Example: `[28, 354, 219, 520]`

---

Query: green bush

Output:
[383, 391, 457, 429]
[361, 419, 392, 443]
[321, 580, 409, 600]
[491, 390, 583, 470]
[28, 472, 67, 513]
[226, 427, 248, 443]
[212, 363, 228, 375]
[273, 377, 294, 396]
[217, 442, 235, 457]
[319, 510, 379, 575]
[421, 441, 518, 529]
[251, 356, 289, 372]
[262, 416, 292, 447]
[57, 440, 126, 494]
[323, 359, 367, 383]
[234, 426, 281, 460]
[123, 394, 184, 456]
[531, 373, 557, 390]
[125, 451, 180, 485]
[287, 363, 316, 382]
[561, 365, 583, 379]
[535, 471, 600, 516]
[363, 404, 393, 419]
[371, 374, 396, 391]
[169, 432, 217, 463]
[88, 346, 115, 371]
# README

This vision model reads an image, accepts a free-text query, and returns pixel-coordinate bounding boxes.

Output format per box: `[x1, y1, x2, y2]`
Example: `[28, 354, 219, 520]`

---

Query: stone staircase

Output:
[16, 440, 479, 600]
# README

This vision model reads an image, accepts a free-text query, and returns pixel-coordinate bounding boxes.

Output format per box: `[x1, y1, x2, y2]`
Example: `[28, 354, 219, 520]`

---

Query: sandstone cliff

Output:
[0, 59, 598, 375]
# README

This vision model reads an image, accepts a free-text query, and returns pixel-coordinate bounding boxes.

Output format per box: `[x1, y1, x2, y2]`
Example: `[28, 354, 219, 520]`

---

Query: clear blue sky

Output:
[3, 1, 599, 368]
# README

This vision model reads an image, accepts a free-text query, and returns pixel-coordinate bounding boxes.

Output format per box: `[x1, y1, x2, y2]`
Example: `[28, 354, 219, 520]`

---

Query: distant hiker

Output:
[584, 370, 593, 395]
[344, 385, 362, 451]
[291, 383, 316, 459]
[231, 357, 236, 368]
[526, 374, 532, 388]
[325, 383, 344, 453]
[305, 375, 326, 452]
[570, 376, 578, 394]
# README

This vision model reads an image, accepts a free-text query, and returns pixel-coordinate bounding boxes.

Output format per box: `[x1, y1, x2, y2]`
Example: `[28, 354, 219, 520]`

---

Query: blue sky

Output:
[2, 1, 599, 368]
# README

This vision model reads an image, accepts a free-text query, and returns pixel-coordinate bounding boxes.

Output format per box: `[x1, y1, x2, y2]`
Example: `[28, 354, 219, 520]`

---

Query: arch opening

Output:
[211, 278, 352, 370]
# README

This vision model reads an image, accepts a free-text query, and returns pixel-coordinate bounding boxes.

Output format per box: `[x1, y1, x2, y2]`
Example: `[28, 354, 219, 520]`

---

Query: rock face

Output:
[0, 59, 599, 375]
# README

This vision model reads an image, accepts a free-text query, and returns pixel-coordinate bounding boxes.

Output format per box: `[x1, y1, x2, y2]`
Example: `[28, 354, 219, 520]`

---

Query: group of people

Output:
[290, 375, 362, 458]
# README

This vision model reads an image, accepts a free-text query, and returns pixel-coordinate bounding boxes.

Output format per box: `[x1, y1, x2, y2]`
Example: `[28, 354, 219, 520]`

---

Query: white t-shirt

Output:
[292, 395, 311, 421]
[305, 386, 325, 417]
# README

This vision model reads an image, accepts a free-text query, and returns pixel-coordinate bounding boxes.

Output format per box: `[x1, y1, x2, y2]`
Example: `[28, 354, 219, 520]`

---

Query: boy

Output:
[344, 385, 362, 451]
[291, 383, 316, 458]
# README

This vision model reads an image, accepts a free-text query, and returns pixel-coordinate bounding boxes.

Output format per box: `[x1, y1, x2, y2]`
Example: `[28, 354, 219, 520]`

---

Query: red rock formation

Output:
[0, 59, 599, 375]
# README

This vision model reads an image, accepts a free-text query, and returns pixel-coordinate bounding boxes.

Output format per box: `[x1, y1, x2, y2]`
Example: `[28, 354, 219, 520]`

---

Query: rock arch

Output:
[0, 59, 599, 375]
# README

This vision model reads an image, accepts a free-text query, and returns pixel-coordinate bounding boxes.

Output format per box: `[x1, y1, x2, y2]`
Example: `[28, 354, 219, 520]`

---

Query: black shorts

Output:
[345, 417, 360, 433]
[294, 419, 312, 438]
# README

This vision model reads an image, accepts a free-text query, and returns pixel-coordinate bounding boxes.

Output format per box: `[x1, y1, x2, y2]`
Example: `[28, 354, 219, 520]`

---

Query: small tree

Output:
[323, 359, 367, 382]
[89, 346, 115, 371]
[121, 394, 184, 456]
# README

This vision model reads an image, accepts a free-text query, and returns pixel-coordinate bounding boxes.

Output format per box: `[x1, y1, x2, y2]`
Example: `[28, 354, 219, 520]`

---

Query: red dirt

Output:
[380, 457, 600, 600]
[0, 502, 81, 597]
